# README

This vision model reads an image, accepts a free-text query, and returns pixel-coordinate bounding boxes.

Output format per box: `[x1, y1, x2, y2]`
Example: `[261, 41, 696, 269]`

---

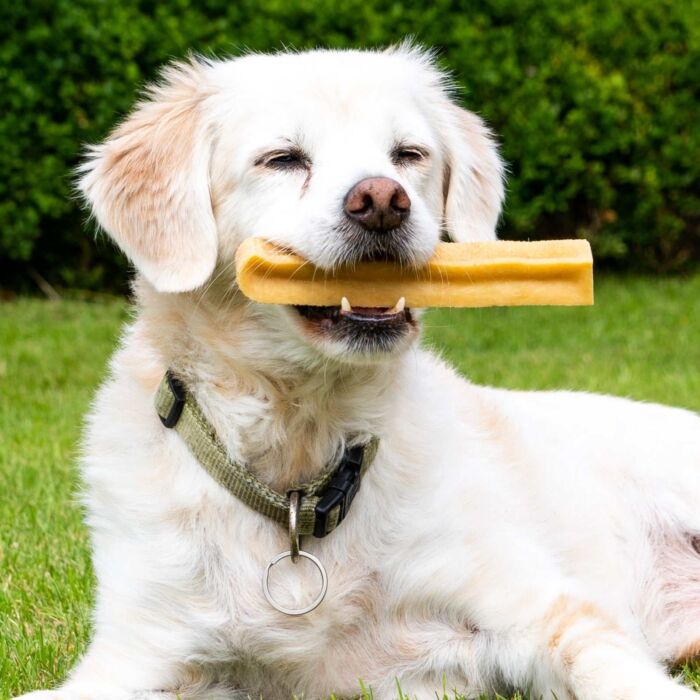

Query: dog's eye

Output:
[261, 150, 308, 170]
[392, 146, 427, 166]
[269, 153, 299, 166]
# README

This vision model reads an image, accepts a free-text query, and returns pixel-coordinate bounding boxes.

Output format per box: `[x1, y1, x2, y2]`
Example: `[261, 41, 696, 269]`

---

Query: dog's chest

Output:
[227, 554, 472, 697]
[137, 377, 480, 693]
[188, 499, 476, 699]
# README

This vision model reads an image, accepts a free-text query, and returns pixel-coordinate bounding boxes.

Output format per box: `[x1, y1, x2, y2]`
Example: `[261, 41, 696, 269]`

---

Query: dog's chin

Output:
[287, 303, 420, 363]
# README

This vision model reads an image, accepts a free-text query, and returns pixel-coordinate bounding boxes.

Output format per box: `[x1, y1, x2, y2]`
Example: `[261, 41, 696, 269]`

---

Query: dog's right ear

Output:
[78, 60, 217, 293]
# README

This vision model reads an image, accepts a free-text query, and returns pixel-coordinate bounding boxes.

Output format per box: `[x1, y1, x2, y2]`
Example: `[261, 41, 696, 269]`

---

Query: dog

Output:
[17, 45, 700, 700]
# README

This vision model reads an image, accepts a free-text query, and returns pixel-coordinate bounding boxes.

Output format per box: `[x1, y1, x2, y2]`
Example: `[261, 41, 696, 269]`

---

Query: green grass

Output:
[1, 274, 699, 699]
[0, 298, 130, 697]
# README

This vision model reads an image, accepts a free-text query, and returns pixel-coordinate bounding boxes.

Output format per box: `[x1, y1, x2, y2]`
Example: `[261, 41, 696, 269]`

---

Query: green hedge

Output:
[2, 0, 699, 290]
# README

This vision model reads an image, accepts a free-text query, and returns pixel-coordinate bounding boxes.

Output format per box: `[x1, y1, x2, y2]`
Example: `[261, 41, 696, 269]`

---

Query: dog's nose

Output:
[344, 177, 411, 232]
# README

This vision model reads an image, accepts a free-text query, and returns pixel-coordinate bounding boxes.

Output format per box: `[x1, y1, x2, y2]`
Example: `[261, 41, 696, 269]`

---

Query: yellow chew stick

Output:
[235, 238, 594, 308]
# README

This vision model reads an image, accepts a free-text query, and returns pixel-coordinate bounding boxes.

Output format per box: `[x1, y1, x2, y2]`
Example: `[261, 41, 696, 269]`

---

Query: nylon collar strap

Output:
[154, 371, 379, 538]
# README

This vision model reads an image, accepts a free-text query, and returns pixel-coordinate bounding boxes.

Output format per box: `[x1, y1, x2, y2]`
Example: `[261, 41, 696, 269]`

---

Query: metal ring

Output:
[262, 550, 328, 616]
[288, 491, 300, 563]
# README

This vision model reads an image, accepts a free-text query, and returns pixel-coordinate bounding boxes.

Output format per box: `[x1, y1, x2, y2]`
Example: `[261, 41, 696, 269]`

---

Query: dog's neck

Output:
[136, 282, 401, 491]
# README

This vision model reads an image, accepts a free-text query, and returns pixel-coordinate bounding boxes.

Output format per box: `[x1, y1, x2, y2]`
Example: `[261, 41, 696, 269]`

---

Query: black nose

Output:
[344, 177, 411, 232]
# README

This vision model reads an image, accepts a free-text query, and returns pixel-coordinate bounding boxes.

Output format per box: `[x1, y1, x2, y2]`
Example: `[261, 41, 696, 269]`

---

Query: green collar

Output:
[154, 371, 379, 538]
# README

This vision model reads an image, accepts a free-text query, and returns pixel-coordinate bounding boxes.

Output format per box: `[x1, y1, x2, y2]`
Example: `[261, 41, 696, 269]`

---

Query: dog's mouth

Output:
[292, 296, 416, 353]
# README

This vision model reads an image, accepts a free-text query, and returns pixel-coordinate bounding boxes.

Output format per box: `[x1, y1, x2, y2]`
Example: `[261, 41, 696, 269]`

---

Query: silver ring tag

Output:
[262, 550, 328, 616]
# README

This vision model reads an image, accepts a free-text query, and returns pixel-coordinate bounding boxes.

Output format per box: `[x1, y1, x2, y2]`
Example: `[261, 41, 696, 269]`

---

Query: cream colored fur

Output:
[17, 46, 700, 700]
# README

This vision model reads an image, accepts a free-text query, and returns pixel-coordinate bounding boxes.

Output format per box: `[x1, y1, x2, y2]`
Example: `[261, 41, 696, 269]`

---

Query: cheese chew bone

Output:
[235, 238, 594, 308]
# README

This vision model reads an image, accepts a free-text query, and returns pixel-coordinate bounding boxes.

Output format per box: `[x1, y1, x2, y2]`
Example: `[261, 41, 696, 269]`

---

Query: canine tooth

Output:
[389, 297, 406, 314]
[341, 296, 352, 312]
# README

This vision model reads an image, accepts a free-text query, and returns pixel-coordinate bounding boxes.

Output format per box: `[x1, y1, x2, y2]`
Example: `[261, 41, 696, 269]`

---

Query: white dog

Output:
[18, 46, 700, 700]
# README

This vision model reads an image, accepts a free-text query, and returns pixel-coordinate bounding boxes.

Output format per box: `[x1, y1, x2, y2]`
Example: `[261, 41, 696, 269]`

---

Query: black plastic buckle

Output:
[313, 445, 365, 538]
[159, 371, 187, 429]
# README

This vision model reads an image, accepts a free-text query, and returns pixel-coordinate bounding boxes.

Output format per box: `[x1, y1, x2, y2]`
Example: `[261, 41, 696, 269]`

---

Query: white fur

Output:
[18, 47, 700, 700]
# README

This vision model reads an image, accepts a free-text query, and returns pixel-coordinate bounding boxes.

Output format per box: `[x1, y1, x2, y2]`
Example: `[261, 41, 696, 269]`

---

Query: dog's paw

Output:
[626, 681, 700, 700]
[13, 692, 180, 700]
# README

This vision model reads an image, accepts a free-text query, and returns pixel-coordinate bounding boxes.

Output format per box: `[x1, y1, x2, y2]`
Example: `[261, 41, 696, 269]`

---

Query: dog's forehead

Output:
[209, 50, 442, 148]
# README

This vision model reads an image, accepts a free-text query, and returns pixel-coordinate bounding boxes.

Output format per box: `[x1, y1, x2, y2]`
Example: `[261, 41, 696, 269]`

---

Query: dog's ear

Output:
[78, 60, 217, 293]
[441, 105, 505, 242]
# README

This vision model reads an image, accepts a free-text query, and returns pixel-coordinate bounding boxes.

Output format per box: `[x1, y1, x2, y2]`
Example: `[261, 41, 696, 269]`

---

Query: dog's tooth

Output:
[388, 297, 406, 314]
[341, 296, 352, 312]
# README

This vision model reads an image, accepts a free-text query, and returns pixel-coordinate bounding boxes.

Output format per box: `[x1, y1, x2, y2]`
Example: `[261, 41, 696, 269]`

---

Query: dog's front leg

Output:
[12, 632, 234, 700]
[533, 594, 698, 700]
[412, 536, 697, 699]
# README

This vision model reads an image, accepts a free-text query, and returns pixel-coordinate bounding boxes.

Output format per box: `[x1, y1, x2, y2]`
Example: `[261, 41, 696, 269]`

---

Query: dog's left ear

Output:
[78, 60, 217, 293]
[441, 105, 505, 242]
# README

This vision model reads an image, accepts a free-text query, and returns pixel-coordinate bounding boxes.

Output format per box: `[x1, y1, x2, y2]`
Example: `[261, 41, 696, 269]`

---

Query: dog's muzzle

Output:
[337, 177, 417, 265]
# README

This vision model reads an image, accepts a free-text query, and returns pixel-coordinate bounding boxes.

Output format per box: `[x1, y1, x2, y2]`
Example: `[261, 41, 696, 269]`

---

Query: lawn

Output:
[1, 273, 699, 699]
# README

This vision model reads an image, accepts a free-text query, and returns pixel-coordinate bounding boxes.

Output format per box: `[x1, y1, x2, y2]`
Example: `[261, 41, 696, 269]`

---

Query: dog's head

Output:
[79, 46, 504, 364]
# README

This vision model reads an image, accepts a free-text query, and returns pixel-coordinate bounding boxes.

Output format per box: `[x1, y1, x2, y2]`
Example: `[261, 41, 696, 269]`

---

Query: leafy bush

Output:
[1, 0, 698, 290]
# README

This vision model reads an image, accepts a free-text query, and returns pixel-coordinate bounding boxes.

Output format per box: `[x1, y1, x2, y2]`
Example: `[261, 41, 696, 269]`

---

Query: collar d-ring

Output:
[263, 491, 329, 615]
[288, 491, 301, 563]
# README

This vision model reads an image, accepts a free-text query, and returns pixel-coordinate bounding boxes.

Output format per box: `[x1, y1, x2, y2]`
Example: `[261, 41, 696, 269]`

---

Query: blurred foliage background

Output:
[1, 0, 699, 292]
